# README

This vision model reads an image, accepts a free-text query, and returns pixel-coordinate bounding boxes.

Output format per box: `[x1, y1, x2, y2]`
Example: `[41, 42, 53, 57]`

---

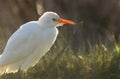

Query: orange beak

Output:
[57, 18, 75, 24]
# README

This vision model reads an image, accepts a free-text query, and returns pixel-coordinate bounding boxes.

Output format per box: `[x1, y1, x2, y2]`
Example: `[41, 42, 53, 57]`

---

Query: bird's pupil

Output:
[52, 18, 57, 21]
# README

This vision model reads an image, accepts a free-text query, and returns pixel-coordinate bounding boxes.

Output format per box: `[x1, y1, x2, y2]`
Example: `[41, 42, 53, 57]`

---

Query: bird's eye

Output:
[52, 18, 57, 21]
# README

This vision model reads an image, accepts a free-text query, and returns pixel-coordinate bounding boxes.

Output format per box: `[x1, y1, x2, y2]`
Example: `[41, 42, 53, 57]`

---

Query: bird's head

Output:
[38, 12, 75, 28]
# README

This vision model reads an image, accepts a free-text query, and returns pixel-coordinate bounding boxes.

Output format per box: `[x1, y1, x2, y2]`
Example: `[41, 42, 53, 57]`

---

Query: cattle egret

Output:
[0, 12, 75, 74]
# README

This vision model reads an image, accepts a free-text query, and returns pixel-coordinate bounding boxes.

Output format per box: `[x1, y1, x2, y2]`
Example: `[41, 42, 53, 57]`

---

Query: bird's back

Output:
[0, 21, 58, 73]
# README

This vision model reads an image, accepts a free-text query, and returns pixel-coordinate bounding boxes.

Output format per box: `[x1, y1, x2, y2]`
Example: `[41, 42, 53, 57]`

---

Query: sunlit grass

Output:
[0, 27, 120, 79]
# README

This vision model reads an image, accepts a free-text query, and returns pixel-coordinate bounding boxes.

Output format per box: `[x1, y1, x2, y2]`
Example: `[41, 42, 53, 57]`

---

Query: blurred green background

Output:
[0, 0, 120, 79]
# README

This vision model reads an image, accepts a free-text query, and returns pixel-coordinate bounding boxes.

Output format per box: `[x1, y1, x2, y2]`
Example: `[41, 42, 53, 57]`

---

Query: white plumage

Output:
[0, 12, 75, 74]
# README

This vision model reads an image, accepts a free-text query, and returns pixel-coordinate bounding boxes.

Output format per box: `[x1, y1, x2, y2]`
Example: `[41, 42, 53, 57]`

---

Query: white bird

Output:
[0, 12, 75, 74]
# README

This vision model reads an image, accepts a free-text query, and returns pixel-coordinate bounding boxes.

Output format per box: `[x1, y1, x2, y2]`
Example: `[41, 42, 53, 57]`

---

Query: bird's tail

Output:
[0, 55, 7, 75]
[0, 66, 7, 75]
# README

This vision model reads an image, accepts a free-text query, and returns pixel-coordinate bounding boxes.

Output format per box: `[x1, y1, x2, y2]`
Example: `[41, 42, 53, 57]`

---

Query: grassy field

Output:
[0, 27, 120, 79]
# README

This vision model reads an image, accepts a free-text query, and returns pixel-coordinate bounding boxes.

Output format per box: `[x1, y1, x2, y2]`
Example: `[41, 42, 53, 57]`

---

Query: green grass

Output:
[0, 27, 120, 79]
